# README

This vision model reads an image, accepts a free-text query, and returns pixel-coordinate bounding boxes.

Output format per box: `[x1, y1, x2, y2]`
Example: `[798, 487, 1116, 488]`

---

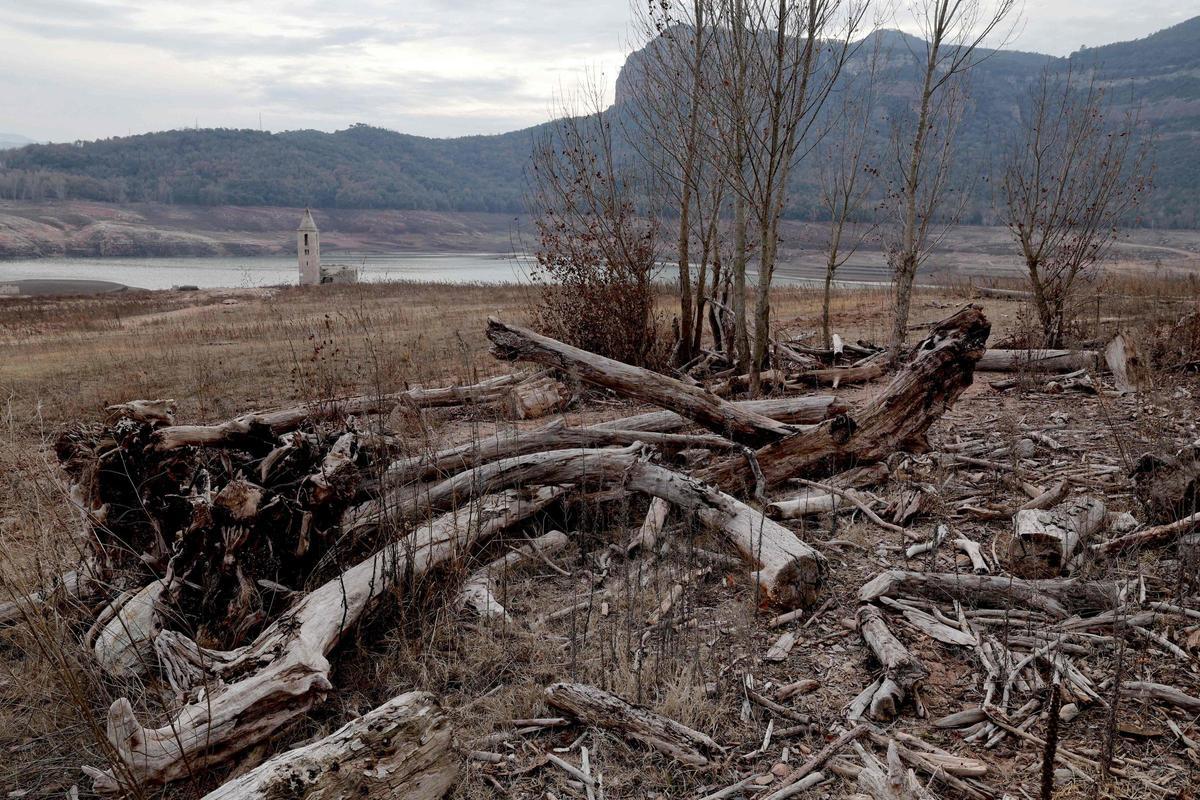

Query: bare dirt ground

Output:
[0, 280, 1198, 799]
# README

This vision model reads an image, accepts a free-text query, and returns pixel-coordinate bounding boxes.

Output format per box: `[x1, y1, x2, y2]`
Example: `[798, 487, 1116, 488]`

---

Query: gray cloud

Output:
[0, 0, 1189, 143]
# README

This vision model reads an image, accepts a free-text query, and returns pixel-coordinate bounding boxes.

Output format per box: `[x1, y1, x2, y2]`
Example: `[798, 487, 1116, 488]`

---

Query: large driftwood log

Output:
[589, 395, 847, 433]
[83, 488, 560, 794]
[859, 570, 1118, 619]
[346, 446, 826, 608]
[150, 374, 522, 452]
[700, 306, 989, 491]
[546, 682, 720, 766]
[200, 691, 458, 800]
[383, 422, 739, 486]
[86, 579, 165, 678]
[976, 349, 1099, 373]
[1008, 496, 1106, 578]
[486, 318, 797, 446]
[857, 605, 929, 720]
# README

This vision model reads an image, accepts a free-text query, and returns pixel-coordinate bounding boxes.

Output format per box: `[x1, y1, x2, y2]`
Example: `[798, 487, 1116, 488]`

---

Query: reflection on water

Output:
[0, 252, 535, 290]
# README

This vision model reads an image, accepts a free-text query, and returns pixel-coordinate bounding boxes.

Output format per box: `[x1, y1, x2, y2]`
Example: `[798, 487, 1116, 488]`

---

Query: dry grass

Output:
[1, 276, 1198, 799]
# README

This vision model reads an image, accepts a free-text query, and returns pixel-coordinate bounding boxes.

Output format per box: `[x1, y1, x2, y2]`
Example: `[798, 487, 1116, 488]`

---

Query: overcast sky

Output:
[0, 0, 1193, 143]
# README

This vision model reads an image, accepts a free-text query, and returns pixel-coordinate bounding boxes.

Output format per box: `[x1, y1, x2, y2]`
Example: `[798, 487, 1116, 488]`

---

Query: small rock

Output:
[1054, 768, 1074, 786]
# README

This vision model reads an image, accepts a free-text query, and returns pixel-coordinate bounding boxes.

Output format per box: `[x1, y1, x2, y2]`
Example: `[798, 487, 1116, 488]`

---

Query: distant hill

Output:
[0, 133, 34, 151]
[1, 16, 1197, 228]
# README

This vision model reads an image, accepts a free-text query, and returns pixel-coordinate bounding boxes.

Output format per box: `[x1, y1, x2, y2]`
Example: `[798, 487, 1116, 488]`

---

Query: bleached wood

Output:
[859, 570, 1118, 618]
[700, 306, 989, 491]
[348, 446, 826, 608]
[200, 691, 458, 800]
[1096, 510, 1200, 555]
[1104, 332, 1147, 394]
[148, 374, 521, 451]
[976, 349, 1099, 373]
[505, 373, 564, 419]
[627, 497, 671, 554]
[459, 529, 570, 620]
[766, 492, 845, 519]
[546, 682, 719, 766]
[954, 538, 989, 574]
[86, 579, 165, 678]
[83, 489, 560, 794]
[857, 605, 929, 720]
[486, 317, 797, 446]
[1009, 496, 1106, 577]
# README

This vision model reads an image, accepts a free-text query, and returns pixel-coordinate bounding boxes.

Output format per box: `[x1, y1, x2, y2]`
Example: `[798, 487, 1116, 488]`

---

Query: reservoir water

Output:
[0, 252, 534, 290]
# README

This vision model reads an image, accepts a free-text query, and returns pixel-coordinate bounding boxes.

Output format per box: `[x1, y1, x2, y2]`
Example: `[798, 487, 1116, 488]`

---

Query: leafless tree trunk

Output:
[817, 38, 881, 348]
[883, 0, 1016, 358]
[1000, 66, 1150, 347]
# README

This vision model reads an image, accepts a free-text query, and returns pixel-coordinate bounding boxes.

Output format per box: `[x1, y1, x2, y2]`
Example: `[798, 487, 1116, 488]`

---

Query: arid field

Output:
[1, 277, 1199, 799]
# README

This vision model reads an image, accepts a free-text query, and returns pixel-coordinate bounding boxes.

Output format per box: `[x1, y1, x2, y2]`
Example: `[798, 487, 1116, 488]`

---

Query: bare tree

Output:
[816, 38, 882, 348]
[705, 0, 868, 392]
[525, 77, 663, 367]
[883, 0, 1016, 357]
[1001, 67, 1150, 347]
[625, 2, 719, 365]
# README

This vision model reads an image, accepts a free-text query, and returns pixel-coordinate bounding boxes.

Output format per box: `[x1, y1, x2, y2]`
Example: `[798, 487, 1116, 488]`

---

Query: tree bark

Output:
[857, 605, 929, 720]
[486, 318, 797, 446]
[199, 691, 459, 800]
[700, 305, 989, 491]
[976, 349, 1099, 373]
[858, 570, 1119, 619]
[84, 489, 559, 794]
[346, 446, 826, 609]
[150, 374, 522, 452]
[546, 682, 720, 766]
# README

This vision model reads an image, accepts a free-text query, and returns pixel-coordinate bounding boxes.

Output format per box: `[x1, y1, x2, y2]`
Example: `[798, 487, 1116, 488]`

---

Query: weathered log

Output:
[0, 569, 83, 626]
[346, 446, 826, 608]
[86, 579, 165, 678]
[789, 363, 886, 388]
[699, 306, 989, 491]
[486, 317, 797, 446]
[306, 431, 359, 505]
[976, 349, 1100, 373]
[200, 691, 458, 800]
[106, 399, 177, 425]
[383, 422, 738, 486]
[857, 605, 929, 720]
[1008, 496, 1106, 578]
[627, 497, 671, 554]
[1105, 332, 1148, 394]
[1095, 510, 1200, 555]
[859, 570, 1118, 619]
[459, 529, 570, 620]
[148, 374, 522, 451]
[545, 682, 719, 766]
[83, 488, 560, 794]
[589, 395, 847, 433]
[504, 373, 564, 419]
[1120, 681, 1200, 713]
[766, 492, 847, 519]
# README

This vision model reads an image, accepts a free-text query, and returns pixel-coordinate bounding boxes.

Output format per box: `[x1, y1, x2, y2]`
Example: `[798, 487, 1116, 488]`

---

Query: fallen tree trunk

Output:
[486, 318, 797, 446]
[346, 446, 826, 608]
[700, 305, 990, 491]
[1008, 496, 1106, 577]
[589, 395, 847, 433]
[976, 349, 1099, 373]
[859, 570, 1118, 619]
[459, 529, 570, 620]
[1095, 511, 1200, 555]
[83, 488, 560, 794]
[857, 605, 929, 720]
[150, 374, 522, 452]
[200, 691, 459, 800]
[546, 682, 720, 767]
[383, 422, 739, 486]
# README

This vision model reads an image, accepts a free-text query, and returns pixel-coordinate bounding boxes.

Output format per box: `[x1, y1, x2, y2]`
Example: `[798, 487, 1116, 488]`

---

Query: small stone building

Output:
[297, 209, 358, 286]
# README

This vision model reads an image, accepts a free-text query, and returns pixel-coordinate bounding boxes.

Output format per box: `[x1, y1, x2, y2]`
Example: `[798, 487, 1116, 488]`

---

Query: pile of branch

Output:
[32, 307, 989, 796]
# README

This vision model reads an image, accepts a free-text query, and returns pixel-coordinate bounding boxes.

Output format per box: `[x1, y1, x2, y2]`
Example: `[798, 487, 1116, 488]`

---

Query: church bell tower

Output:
[298, 208, 320, 285]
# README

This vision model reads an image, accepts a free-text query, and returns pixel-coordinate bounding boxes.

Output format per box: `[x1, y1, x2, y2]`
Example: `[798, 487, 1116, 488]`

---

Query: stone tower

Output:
[298, 208, 320, 285]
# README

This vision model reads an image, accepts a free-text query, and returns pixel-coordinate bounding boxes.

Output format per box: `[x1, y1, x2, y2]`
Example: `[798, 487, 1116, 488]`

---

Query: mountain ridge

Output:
[1, 16, 1197, 228]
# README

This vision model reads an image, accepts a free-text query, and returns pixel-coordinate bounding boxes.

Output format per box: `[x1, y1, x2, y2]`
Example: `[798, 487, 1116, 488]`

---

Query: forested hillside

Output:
[1, 16, 1197, 227]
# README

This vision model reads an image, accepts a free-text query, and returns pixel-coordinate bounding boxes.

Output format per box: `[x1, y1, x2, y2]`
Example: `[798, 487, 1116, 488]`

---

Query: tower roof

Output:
[297, 208, 318, 232]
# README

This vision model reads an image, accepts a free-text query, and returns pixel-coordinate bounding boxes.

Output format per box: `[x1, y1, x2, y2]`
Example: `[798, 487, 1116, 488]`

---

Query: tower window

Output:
[304, 233, 309, 246]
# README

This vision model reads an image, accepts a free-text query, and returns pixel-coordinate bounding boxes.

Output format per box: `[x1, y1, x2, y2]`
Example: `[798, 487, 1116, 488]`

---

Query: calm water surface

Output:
[0, 252, 533, 290]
